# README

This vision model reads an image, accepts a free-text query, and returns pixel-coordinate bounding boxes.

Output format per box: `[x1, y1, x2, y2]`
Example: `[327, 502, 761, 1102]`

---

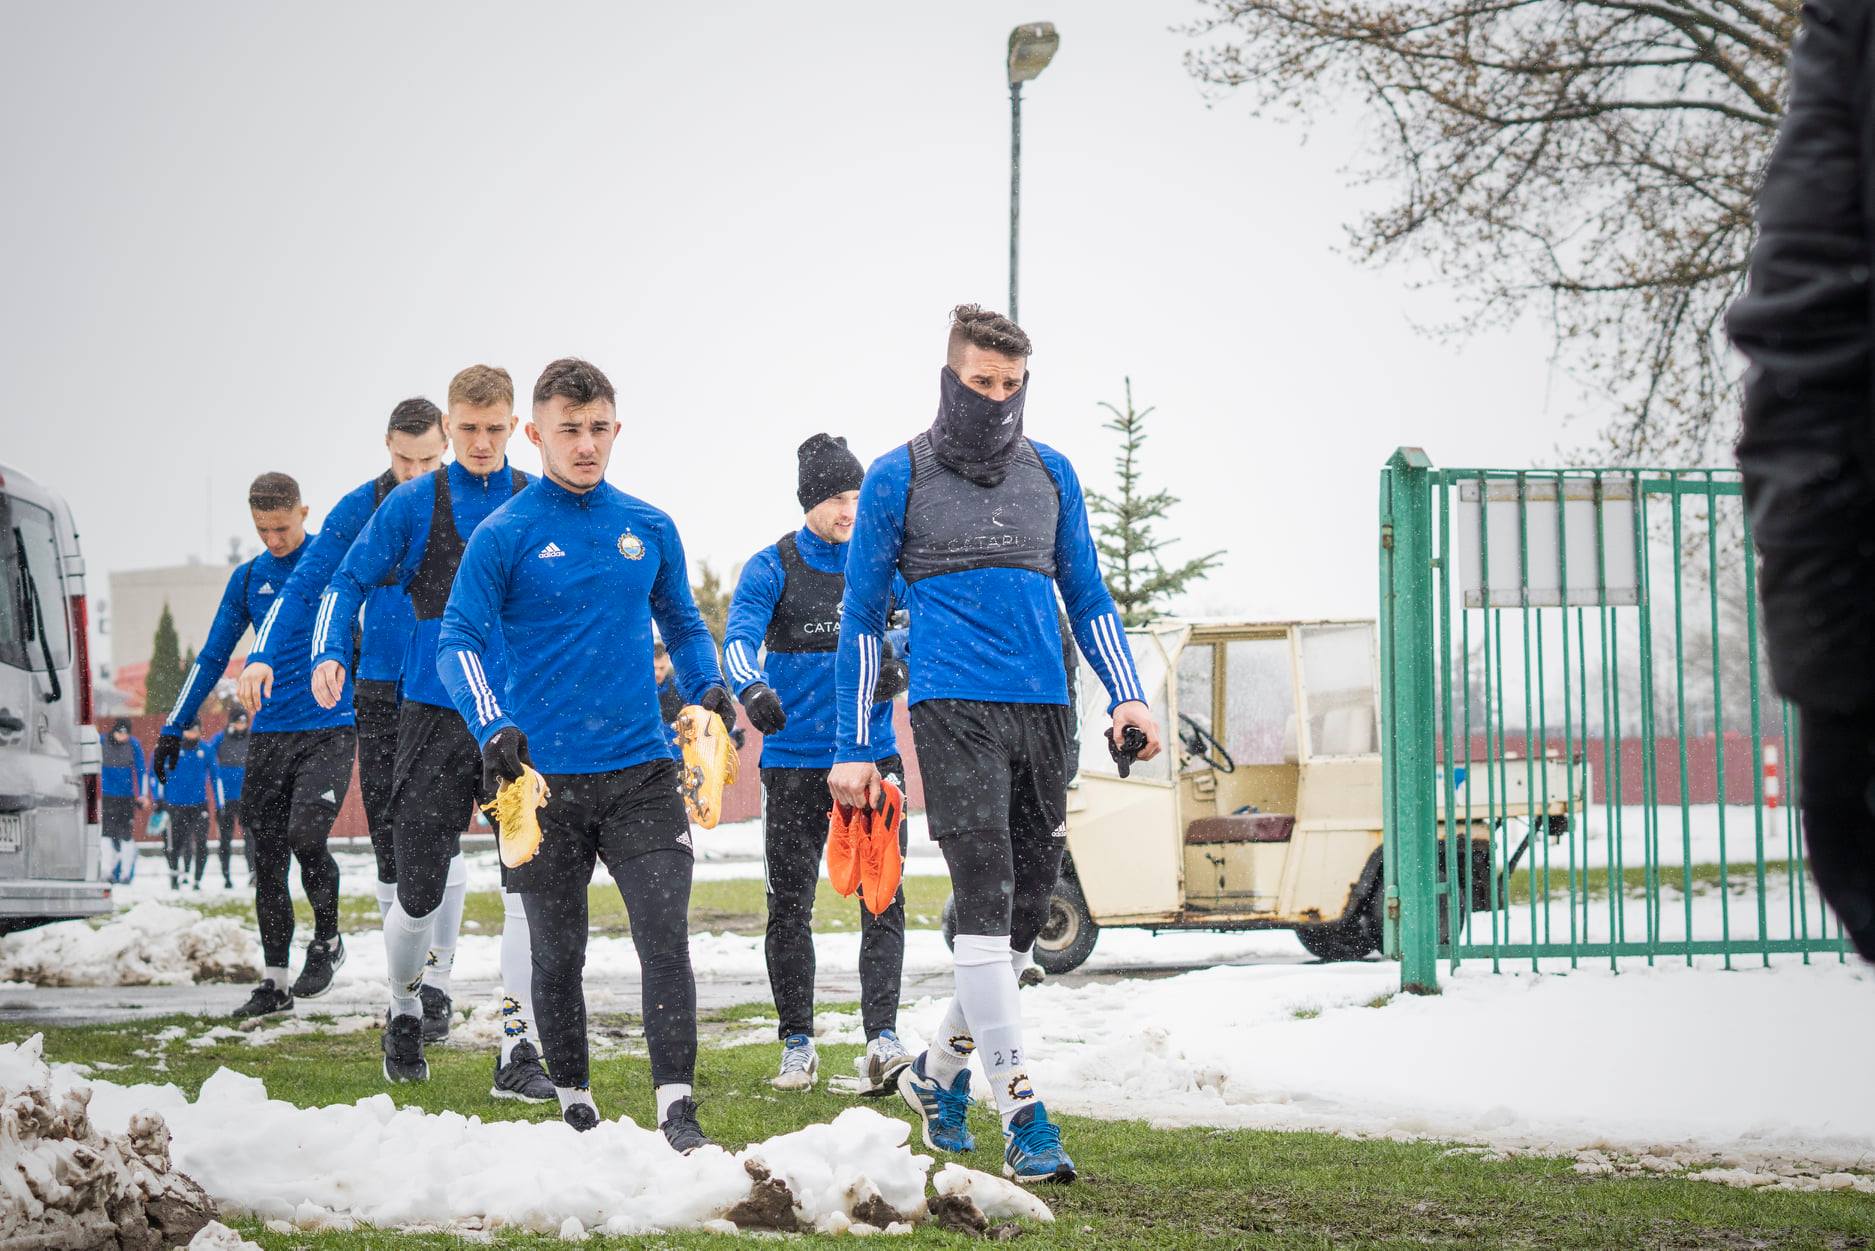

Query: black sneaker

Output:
[491, 1040, 556, 1102]
[419, 985, 452, 1043]
[231, 979, 293, 1021]
[660, 1096, 711, 1155]
[381, 1012, 428, 1083]
[564, 1103, 599, 1132]
[291, 936, 346, 999]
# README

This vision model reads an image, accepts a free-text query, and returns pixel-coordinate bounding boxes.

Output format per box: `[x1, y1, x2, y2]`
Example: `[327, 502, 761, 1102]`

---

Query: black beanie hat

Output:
[110, 718, 131, 734]
[797, 433, 865, 511]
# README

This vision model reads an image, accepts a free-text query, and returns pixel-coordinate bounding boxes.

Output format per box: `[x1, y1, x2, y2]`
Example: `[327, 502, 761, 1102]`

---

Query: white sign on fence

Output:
[1456, 477, 1640, 609]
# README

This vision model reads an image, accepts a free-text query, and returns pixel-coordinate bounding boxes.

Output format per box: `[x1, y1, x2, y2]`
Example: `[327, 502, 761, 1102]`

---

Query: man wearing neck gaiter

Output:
[830, 305, 1163, 1185]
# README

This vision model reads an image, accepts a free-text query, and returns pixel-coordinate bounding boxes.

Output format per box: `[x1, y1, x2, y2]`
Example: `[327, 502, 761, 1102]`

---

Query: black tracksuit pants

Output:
[912, 699, 1071, 949]
[1798, 707, 1875, 961]
[762, 755, 906, 1040]
[216, 800, 243, 879]
[355, 679, 402, 884]
[512, 758, 696, 1090]
[243, 728, 354, 968]
[164, 804, 209, 882]
[388, 699, 489, 917]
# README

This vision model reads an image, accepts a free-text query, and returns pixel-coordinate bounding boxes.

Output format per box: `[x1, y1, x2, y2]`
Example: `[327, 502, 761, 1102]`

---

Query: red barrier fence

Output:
[1440, 730, 1791, 806]
[105, 702, 929, 846]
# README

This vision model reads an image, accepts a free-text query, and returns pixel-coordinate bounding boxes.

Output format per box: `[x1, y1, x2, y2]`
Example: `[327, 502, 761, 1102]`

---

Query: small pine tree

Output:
[144, 602, 184, 715]
[691, 561, 730, 645]
[1086, 379, 1224, 627]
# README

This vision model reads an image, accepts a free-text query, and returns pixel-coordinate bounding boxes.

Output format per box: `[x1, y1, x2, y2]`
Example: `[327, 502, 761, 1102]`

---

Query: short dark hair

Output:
[248, 472, 301, 512]
[386, 397, 442, 437]
[947, 304, 1032, 366]
[532, 357, 616, 409]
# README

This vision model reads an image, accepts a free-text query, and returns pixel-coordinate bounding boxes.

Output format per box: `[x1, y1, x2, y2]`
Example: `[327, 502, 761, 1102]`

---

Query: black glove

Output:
[873, 654, 909, 703]
[740, 683, 788, 736]
[699, 685, 738, 734]
[1106, 725, 1148, 779]
[153, 734, 181, 784]
[481, 726, 532, 793]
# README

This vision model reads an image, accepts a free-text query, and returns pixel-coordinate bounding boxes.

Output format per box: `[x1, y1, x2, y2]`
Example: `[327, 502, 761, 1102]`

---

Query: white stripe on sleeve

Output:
[253, 599, 282, 653]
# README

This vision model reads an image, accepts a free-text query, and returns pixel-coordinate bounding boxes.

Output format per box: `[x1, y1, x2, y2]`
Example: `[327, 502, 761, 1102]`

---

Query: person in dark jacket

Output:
[1726, 0, 1875, 962]
[210, 709, 252, 888]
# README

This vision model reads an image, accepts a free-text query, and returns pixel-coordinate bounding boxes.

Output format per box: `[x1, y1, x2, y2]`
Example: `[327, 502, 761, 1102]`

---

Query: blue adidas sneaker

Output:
[896, 1051, 975, 1153]
[1003, 1103, 1075, 1184]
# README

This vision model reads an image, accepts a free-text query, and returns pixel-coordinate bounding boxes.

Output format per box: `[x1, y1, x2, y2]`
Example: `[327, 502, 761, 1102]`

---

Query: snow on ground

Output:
[0, 901, 256, 986]
[1, 1037, 1041, 1237]
[955, 956, 1875, 1177]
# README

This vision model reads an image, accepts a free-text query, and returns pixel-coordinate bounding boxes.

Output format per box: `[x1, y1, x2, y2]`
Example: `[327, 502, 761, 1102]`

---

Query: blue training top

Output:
[210, 728, 248, 804]
[833, 437, 1144, 763]
[723, 525, 900, 769]
[156, 738, 214, 808]
[438, 475, 724, 775]
[100, 735, 146, 800]
[248, 471, 415, 686]
[165, 538, 355, 736]
[314, 460, 524, 711]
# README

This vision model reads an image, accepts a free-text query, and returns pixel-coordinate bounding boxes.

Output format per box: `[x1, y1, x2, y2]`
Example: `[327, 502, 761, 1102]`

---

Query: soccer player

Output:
[311, 366, 551, 1100]
[158, 473, 356, 1018]
[99, 719, 149, 885]
[156, 718, 213, 891]
[724, 433, 913, 1092]
[209, 709, 250, 888]
[438, 356, 737, 1152]
[237, 397, 449, 1029]
[829, 305, 1162, 1184]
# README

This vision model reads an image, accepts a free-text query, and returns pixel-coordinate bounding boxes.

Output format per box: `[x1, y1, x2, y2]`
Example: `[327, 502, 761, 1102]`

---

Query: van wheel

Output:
[942, 880, 1100, 974]
[1295, 908, 1379, 962]
[1033, 875, 1098, 974]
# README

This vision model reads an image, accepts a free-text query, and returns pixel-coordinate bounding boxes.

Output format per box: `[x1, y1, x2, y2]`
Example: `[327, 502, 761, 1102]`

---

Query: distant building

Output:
[108, 561, 248, 711]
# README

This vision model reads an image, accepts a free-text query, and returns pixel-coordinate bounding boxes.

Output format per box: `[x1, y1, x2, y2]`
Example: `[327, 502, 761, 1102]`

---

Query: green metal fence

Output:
[1378, 448, 1848, 993]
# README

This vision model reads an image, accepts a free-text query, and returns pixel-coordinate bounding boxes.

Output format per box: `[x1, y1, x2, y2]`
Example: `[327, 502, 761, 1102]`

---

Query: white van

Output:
[0, 461, 109, 933]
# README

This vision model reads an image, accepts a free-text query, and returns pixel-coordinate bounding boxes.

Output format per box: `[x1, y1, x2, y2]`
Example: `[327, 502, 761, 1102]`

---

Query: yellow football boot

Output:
[676, 705, 740, 829]
[483, 765, 551, 868]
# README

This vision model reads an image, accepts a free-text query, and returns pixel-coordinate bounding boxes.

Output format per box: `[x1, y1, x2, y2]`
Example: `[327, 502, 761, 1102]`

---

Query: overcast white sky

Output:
[1, 1, 1593, 631]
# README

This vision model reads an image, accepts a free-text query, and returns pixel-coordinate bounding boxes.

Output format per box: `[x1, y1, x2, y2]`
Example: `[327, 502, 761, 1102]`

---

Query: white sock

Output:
[656, 1082, 693, 1126]
[498, 891, 537, 1064]
[374, 880, 396, 920]
[951, 932, 1035, 1125]
[557, 1085, 597, 1117]
[383, 897, 435, 1020]
[425, 855, 467, 994]
[925, 994, 975, 1086]
[264, 965, 289, 989]
[1011, 945, 1036, 978]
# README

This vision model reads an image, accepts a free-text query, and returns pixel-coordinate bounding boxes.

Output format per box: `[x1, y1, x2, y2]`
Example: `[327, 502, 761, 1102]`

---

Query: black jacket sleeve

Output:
[1727, 0, 1875, 710]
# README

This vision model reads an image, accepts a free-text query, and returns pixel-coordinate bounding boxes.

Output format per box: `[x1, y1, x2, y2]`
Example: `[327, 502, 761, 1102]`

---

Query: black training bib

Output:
[898, 433, 1059, 585]
[763, 532, 845, 654]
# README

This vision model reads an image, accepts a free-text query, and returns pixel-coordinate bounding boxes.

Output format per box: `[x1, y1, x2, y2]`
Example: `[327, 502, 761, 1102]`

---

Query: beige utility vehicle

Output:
[943, 619, 1582, 969]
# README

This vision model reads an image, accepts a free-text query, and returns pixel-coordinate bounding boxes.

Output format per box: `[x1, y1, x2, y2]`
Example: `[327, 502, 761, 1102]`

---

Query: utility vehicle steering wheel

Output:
[1178, 713, 1236, 774]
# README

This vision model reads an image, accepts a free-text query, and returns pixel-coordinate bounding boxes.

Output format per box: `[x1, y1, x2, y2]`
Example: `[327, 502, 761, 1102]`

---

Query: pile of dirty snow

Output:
[0, 902, 256, 987]
[0, 1034, 218, 1247]
[4, 1037, 1050, 1237]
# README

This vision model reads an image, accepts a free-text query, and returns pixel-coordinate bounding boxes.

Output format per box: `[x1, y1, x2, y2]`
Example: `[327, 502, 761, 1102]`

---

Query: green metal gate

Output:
[1378, 449, 1849, 993]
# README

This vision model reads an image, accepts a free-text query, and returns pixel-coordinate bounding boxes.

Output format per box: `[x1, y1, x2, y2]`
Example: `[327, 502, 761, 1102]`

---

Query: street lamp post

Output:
[1007, 22, 1059, 324]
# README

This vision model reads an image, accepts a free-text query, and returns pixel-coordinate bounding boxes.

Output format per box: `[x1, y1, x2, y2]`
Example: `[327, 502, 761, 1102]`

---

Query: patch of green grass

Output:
[1486, 859, 1805, 907]
[194, 875, 954, 939]
[15, 1014, 1875, 1248]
